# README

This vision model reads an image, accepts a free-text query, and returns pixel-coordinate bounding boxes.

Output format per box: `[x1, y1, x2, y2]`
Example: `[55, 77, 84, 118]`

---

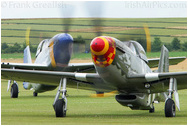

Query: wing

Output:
[1, 62, 49, 70]
[148, 57, 186, 68]
[1, 62, 95, 72]
[128, 72, 187, 90]
[1, 68, 101, 87]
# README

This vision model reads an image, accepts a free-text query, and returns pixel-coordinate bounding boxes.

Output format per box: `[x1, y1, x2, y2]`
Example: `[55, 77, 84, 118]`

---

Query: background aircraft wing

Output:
[128, 72, 187, 90]
[148, 57, 186, 68]
[1, 62, 95, 72]
[1, 62, 49, 70]
[1, 68, 101, 87]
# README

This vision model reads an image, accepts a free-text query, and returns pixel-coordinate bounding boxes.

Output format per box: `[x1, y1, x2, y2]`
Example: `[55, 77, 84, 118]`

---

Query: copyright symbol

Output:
[1, 2, 7, 8]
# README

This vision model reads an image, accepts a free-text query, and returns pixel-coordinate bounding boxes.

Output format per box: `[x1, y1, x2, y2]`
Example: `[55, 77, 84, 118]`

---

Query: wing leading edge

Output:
[1, 62, 95, 72]
[1, 62, 49, 70]
[1, 68, 100, 87]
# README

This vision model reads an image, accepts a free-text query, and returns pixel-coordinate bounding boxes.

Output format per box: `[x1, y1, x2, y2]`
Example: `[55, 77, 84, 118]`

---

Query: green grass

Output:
[1, 53, 36, 59]
[1, 79, 187, 125]
[1, 51, 187, 60]
[71, 53, 91, 59]
[146, 51, 187, 58]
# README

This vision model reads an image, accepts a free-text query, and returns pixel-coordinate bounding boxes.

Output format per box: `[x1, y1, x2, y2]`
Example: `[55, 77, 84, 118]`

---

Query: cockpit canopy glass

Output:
[36, 39, 48, 57]
[124, 41, 148, 62]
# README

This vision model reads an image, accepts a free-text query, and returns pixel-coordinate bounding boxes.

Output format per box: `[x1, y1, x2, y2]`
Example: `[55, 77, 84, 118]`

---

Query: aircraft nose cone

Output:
[57, 33, 73, 43]
[90, 37, 109, 55]
[90, 36, 116, 67]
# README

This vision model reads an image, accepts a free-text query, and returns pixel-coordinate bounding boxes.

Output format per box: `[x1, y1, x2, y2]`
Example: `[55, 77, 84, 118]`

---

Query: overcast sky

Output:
[1, 1, 187, 19]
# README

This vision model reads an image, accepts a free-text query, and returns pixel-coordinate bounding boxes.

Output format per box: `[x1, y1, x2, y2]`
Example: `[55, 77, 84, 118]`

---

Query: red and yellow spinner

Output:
[90, 36, 116, 67]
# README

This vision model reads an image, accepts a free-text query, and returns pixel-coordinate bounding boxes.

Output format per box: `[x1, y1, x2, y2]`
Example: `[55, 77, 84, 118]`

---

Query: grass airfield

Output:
[1, 17, 187, 124]
[1, 52, 187, 125]
[1, 78, 187, 125]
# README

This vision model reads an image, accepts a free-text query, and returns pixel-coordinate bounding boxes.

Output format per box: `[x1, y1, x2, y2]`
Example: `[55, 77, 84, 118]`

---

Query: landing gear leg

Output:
[53, 78, 67, 117]
[164, 78, 176, 117]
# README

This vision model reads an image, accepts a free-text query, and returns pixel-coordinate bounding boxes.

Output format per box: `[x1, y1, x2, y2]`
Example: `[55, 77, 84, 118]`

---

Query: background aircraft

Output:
[1, 29, 187, 117]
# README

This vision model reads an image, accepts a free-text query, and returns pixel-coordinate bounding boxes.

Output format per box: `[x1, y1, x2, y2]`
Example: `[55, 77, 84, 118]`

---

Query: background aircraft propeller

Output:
[61, 3, 74, 33]
[25, 27, 31, 46]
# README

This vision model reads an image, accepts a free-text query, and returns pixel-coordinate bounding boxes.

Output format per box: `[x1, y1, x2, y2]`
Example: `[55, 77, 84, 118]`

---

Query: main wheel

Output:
[55, 99, 66, 117]
[165, 98, 176, 117]
[149, 106, 155, 113]
[33, 92, 38, 97]
[11, 83, 18, 98]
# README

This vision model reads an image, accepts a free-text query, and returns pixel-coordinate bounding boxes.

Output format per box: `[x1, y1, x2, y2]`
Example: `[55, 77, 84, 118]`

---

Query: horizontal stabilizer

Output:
[148, 57, 186, 68]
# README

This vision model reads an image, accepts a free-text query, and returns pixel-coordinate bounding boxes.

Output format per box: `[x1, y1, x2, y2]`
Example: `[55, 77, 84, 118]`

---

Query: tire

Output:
[33, 92, 38, 97]
[165, 98, 176, 117]
[149, 106, 155, 113]
[11, 83, 18, 98]
[55, 99, 66, 117]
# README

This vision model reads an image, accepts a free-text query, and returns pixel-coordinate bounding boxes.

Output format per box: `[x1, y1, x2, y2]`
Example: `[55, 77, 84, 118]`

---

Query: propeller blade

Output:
[61, 3, 74, 33]
[112, 23, 151, 52]
[25, 27, 31, 46]
[62, 18, 73, 33]
[85, 1, 104, 36]
[144, 24, 151, 52]
[117, 26, 147, 49]
[90, 91, 117, 98]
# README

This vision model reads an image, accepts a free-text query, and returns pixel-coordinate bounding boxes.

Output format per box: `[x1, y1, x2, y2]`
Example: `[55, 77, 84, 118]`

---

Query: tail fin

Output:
[24, 27, 32, 63]
[23, 46, 32, 90]
[157, 45, 169, 72]
[23, 46, 32, 63]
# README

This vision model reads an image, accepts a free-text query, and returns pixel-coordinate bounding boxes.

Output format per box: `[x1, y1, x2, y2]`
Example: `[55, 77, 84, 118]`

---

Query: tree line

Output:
[1, 37, 187, 54]
[152, 37, 187, 52]
[1, 43, 37, 54]
[136, 37, 187, 52]
[1, 35, 86, 54]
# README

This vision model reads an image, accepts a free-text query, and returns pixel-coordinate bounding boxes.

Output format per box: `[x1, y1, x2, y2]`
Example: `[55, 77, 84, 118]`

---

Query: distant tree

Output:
[181, 41, 187, 51]
[30, 44, 37, 53]
[136, 38, 146, 51]
[171, 37, 181, 50]
[152, 37, 162, 52]
[12, 43, 22, 53]
[22, 42, 27, 50]
[2, 43, 9, 50]
[74, 35, 85, 43]
[164, 43, 172, 51]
